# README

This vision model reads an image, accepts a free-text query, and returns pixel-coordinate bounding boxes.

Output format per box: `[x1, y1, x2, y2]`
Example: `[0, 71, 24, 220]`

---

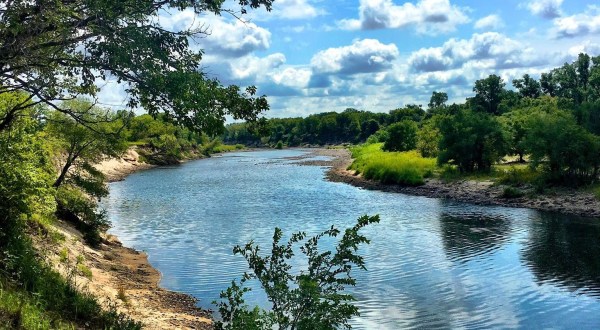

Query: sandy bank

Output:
[88, 148, 214, 328]
[308, 148, 600, 218]
[95, 148, 156, 182]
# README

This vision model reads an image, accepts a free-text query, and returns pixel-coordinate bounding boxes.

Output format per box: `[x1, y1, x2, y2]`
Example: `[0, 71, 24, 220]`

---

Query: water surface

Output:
[104, 150, 600, 329]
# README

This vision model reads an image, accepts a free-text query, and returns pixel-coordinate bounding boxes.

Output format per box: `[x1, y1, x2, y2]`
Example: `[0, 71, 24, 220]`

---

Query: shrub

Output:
[349, 144, 437, 186]
[382, 120, 417, 152]
[214, 215, 380, 330]
[501, 187, 525, 198]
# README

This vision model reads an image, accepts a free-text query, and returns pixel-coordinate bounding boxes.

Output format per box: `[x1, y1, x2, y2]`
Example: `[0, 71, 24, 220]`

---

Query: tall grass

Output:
[349, 143, 436, 186]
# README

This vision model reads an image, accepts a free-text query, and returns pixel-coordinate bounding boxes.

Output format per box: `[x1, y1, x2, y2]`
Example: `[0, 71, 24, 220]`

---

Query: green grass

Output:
[0, 219, 142, 330]
[211, 143, 245, 153]
[348, 143, 436, 186]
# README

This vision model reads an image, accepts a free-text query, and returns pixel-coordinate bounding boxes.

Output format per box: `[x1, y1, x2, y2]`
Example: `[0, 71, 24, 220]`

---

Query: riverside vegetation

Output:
[2, 0, 600, 328]
[225, 54, 600, 198]
[0, 0, 378, 328]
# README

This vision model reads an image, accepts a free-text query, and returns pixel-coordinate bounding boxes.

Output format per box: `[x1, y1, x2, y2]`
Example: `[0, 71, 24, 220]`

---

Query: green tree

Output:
[214, 215, 380, 330]
[383, 120, 418, 152]
[0, 92, 55, 225]
[438, 110, 507, 172]
[540, 72, 557, 97]
[0, 0, 272, 133]
[45, 99, 128, 190]
[428, 91, 448, 110]
[512, 74, 542, 99]
[416, 117, 441, 158]
[472, 74, 506, 115]
[523, 108, 600, 183]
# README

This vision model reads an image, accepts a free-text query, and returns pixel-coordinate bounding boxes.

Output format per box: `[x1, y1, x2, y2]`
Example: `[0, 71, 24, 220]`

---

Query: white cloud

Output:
[409, 32, 545, 72]
[310, 39, 399, 74]
[474, 14, 505, 30]
[567, 40, 600, 57]
[337, 0, 469, 35]
[195, 17, 271, 58]
[272, 0, 322, 19]
[526, 0, 563, 19]
[270, 67, 312, 88]
[229, 53, 286, 80]
[553, 8, 600, 38]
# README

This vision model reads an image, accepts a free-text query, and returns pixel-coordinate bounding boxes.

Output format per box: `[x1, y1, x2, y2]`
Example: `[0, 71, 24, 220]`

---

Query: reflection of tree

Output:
[522, 213, 600, 295]
[439, 212, 512, 262]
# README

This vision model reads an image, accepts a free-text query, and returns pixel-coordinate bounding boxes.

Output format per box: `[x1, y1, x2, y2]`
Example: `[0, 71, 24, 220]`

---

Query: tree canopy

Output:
[0, 0, 272, 134]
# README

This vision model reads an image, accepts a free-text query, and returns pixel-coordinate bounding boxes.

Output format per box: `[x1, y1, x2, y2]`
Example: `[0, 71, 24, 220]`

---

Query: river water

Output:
[104, 149, 600, 329]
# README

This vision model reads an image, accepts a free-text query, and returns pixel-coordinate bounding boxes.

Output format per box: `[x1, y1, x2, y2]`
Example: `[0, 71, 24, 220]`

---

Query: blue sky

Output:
[101, 0, 600, 118]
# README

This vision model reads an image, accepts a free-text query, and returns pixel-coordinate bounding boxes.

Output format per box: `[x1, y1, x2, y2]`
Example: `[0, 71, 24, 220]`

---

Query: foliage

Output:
[513, 74, 542, 99]
[365, 129, 390, 145]
[45, 99, 129, 190]
[501, 187, 525, 199]
[214, 215, 380, 330]
[0, 0, 272, 133]
[382, 120, 418, 152]
[438, 109, 508, 173]
[523, 107, 600, 184]
[472, 74, 507, 115]
[349, 144, 436, 186]
[0, 93, 56, 225]
[416, 117, 441, 157]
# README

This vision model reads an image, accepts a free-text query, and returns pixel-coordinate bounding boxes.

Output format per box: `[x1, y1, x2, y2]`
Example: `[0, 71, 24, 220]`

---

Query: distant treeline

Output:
[224, 53, 600, 184]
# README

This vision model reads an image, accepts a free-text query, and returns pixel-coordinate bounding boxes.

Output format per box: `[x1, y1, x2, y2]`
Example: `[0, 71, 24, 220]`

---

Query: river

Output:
[104, 149, 600, 329]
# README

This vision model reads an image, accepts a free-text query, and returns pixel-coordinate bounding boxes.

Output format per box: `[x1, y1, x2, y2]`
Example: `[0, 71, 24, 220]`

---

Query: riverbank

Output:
[309, 148, 600, 218]
[73, 147, 214, 328]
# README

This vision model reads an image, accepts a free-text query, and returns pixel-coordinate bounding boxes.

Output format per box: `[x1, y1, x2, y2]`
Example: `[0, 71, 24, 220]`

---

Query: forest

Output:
[224, 54, 600, 187]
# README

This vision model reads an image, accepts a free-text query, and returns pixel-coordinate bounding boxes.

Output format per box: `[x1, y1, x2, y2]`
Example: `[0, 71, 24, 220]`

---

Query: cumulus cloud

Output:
[553, 8, 600, 38]
[474, 15, 505, 30]
[408, 32, 545, 72]
[526, 0, 563, 19]
[194, 17, 271, 58]
[337, 0, 469, 35]
[272, 0, 322, 19]
[310, 39, 399, 75]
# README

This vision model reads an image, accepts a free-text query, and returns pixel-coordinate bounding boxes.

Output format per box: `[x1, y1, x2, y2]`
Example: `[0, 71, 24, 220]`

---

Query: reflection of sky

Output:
[103, 150, 600, 329]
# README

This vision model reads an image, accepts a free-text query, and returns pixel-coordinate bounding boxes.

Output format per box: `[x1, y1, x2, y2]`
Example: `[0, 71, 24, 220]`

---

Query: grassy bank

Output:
[0, 218, 141, 329]
[348, 143, 436, 186]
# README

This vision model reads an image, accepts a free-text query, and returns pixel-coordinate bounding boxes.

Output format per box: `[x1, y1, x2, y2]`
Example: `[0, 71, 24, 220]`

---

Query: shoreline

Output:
[87, 148, 214, 328]
[84, 146, 599, 327]
[311, 148, 600, 219]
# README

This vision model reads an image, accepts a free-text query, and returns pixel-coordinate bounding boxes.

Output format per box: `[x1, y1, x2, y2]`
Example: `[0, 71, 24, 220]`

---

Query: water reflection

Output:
[522, 213, 600, 297]
[439, 210, 512, 263]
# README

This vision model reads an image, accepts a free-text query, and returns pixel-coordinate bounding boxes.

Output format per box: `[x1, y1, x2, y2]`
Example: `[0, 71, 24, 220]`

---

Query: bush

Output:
[382, 120, 417, 152]
[214, 215, 380, 330]
[275, 140, 283, 149]
[501, 187, 525, 198]
[349, 144, 437, 186]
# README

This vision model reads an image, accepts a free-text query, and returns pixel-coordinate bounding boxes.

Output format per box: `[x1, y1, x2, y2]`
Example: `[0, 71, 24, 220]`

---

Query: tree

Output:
[0, 91, 55, 225]
[512, 74, 542, 99]
[428, 91, 448, 110]
[416, 117, 441, 158]
[540, 72, 557, 97]
[383, 120, 418, 152]
[214, 215, 380, 330]
[438, 109, 507, 172]
[472, 74, 506, 115]
[45, 99, 128, 191]
[523, 108, 600, 183]
[0, 0, 272, 133]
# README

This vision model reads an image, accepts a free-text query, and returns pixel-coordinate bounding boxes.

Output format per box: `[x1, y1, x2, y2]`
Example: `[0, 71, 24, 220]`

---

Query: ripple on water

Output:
[103, 150, 600, 329]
